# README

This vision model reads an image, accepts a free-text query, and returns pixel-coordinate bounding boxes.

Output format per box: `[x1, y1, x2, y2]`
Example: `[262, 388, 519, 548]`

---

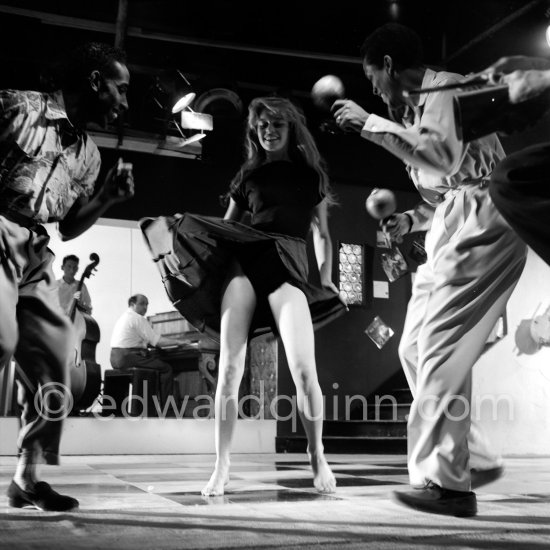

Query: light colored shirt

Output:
[110, 308, 161, 349]
[0, 89, 101, 222]
[56, 278, 92, 315]
[361, 68, 505, 207]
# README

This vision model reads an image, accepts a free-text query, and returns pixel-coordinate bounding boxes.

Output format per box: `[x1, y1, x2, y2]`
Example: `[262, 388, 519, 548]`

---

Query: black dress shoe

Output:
[7, 480, 79, 511]
[393, 481, 477, 517]
[471, 465, 504, 489]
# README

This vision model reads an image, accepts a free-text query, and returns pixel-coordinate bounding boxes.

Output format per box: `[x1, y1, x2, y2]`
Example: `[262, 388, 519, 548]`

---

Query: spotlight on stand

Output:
[170, 72, 213, 148]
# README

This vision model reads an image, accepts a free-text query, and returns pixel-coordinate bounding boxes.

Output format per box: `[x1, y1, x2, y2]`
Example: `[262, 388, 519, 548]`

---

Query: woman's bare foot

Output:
[308, 448, 336, 493]
[201, 460, 230, 496]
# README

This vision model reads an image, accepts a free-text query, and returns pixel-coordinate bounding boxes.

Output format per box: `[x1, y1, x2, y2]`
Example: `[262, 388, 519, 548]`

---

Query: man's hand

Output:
[332, 99, 370, 133]
[321, 279, 349, 310]
[100, 158, 135, 203]
[381, 213, 411, 243]
[483, 56, 550, 104]
[59, 158, 135, 241]
[486, 55, 550, 76]
[502, 70, 550, 104]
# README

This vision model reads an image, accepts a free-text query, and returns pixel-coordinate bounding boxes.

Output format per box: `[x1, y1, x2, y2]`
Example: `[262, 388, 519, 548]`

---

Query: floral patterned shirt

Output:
[0, 89, 100, 223]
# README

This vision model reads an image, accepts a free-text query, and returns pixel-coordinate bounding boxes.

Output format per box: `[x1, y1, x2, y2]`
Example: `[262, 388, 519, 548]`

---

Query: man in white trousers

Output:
[332, 23, 526, 517]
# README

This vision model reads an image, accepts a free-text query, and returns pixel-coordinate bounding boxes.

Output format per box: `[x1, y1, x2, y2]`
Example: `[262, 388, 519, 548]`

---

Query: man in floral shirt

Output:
[0, 42, 134, 511]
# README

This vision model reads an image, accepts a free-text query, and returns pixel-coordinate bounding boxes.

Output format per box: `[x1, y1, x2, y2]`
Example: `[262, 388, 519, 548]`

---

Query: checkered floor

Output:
[1, 454, 550, 550]
[98, 455, 409, 506]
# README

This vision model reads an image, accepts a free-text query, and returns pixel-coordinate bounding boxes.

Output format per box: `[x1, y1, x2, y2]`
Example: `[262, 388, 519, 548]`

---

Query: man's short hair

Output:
[61, 42, 127, 92]
[62, 254, 79, 266]
[128, 294, 139, 307]
[360, 23, 423, 71]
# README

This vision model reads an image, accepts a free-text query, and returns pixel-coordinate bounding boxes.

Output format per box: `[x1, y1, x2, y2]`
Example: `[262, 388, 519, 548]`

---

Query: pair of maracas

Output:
[310, 76, 399, 231]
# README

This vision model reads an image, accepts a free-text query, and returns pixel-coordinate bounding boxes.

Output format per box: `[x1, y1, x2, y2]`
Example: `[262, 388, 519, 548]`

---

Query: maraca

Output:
[365, 188, 397, 220]
[366, 188, 402, 243]
[311, 75, 345, 111]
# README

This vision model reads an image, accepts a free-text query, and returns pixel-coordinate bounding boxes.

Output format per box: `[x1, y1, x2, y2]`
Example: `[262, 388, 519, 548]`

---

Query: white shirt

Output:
[361, 68, 505, 207]
[110, 308, 161, 349]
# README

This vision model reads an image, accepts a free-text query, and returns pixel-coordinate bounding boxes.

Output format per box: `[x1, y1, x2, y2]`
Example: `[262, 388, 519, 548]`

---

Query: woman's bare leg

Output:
[201, 262, 256, 496]
[268, 283, 336, 493]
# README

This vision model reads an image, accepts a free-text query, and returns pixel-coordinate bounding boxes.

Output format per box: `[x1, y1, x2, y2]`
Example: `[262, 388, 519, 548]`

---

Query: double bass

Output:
[68, 253, 102, 411]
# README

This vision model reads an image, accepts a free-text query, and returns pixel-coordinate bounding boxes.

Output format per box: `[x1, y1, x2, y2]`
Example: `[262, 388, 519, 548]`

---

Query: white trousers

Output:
[399, 184, 526, 492]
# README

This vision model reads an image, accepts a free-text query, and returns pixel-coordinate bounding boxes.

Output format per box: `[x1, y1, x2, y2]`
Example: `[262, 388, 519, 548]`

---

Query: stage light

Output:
[171, 92, 196, 113]
[170, 98, 212, 148]
[165, 70, 213, 149]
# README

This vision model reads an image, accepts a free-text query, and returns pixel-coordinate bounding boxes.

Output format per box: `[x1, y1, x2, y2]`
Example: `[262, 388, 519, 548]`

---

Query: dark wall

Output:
[97, 148, 239, 220]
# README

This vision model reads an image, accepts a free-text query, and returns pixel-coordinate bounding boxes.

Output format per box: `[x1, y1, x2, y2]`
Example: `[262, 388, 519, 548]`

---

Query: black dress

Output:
[140, 160, 346, 342]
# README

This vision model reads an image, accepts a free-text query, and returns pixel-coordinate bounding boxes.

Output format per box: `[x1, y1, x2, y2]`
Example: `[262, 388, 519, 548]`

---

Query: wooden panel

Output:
[247, 335, 277, 420]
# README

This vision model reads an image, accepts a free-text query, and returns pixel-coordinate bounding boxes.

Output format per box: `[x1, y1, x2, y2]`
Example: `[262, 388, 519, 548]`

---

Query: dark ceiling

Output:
[0, 0, 549, 196]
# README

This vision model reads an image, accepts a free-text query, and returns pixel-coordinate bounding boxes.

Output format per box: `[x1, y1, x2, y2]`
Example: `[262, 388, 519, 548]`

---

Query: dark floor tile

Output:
[160, 489, 341, 506]
[63, 482, 147, 494]
[370, 462, 408, 468]
[331, 468, 409, 476]
[273, 461, 310, 466]
[277, 477, 405, 488]
[91, 463, 178, 470]
[226, 490, 341, 504]
[114, 473, 206, 482]
[227, 465, 298, 472]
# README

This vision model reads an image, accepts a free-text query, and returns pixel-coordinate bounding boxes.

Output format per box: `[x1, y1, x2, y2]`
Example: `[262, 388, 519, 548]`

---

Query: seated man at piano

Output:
[110, 294, 187, 406]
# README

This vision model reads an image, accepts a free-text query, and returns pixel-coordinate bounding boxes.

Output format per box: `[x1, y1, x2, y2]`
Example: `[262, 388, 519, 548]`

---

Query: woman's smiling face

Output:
[256, 110, 290, 157]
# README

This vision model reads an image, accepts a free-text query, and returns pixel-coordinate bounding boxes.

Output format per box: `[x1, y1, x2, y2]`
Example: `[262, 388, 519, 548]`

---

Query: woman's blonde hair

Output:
[228, 96, 336, 206]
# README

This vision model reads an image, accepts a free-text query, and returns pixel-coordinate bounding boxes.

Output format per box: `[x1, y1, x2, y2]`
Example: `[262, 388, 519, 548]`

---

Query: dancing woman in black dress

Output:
[141, 97, 347, 495]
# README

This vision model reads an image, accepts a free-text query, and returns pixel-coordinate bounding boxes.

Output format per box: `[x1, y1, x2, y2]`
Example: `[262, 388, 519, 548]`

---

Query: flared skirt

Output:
[140, 213, 346, 342]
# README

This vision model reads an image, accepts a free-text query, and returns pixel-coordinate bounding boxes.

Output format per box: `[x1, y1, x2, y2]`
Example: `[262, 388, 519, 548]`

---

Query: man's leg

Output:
[133, 358, 173, 406]
[407, 289, 513, 491]
[15, 287, 75, 468]
[394, 185, 526, 517]
[1, 221, 78, 511]
[111, 349, 173, 406]
[400, 261, 503, 481]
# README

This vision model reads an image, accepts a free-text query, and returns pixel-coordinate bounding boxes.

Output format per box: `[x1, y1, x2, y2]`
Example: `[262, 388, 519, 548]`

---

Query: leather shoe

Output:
[471, 465, 504, 489]
[7, 480, 79, 511]
[393, 481, 477, 517]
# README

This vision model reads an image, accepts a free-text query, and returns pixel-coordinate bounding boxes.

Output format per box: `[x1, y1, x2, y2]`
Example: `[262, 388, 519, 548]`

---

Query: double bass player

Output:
[56, 254, 93, 315]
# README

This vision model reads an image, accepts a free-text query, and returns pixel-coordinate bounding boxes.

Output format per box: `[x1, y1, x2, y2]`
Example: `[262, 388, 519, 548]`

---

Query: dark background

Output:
[0, 0, 548, 424]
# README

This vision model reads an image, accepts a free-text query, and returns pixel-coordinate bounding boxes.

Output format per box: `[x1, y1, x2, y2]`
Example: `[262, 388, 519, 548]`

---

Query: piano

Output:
[148, 311, 220, 404]
[148, 310, 278, 419]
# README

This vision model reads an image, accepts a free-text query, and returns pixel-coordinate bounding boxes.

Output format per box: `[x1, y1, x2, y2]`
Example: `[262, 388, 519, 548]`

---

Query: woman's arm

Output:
[312, 201, 348, 308]
[311, 201, 333, 287]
